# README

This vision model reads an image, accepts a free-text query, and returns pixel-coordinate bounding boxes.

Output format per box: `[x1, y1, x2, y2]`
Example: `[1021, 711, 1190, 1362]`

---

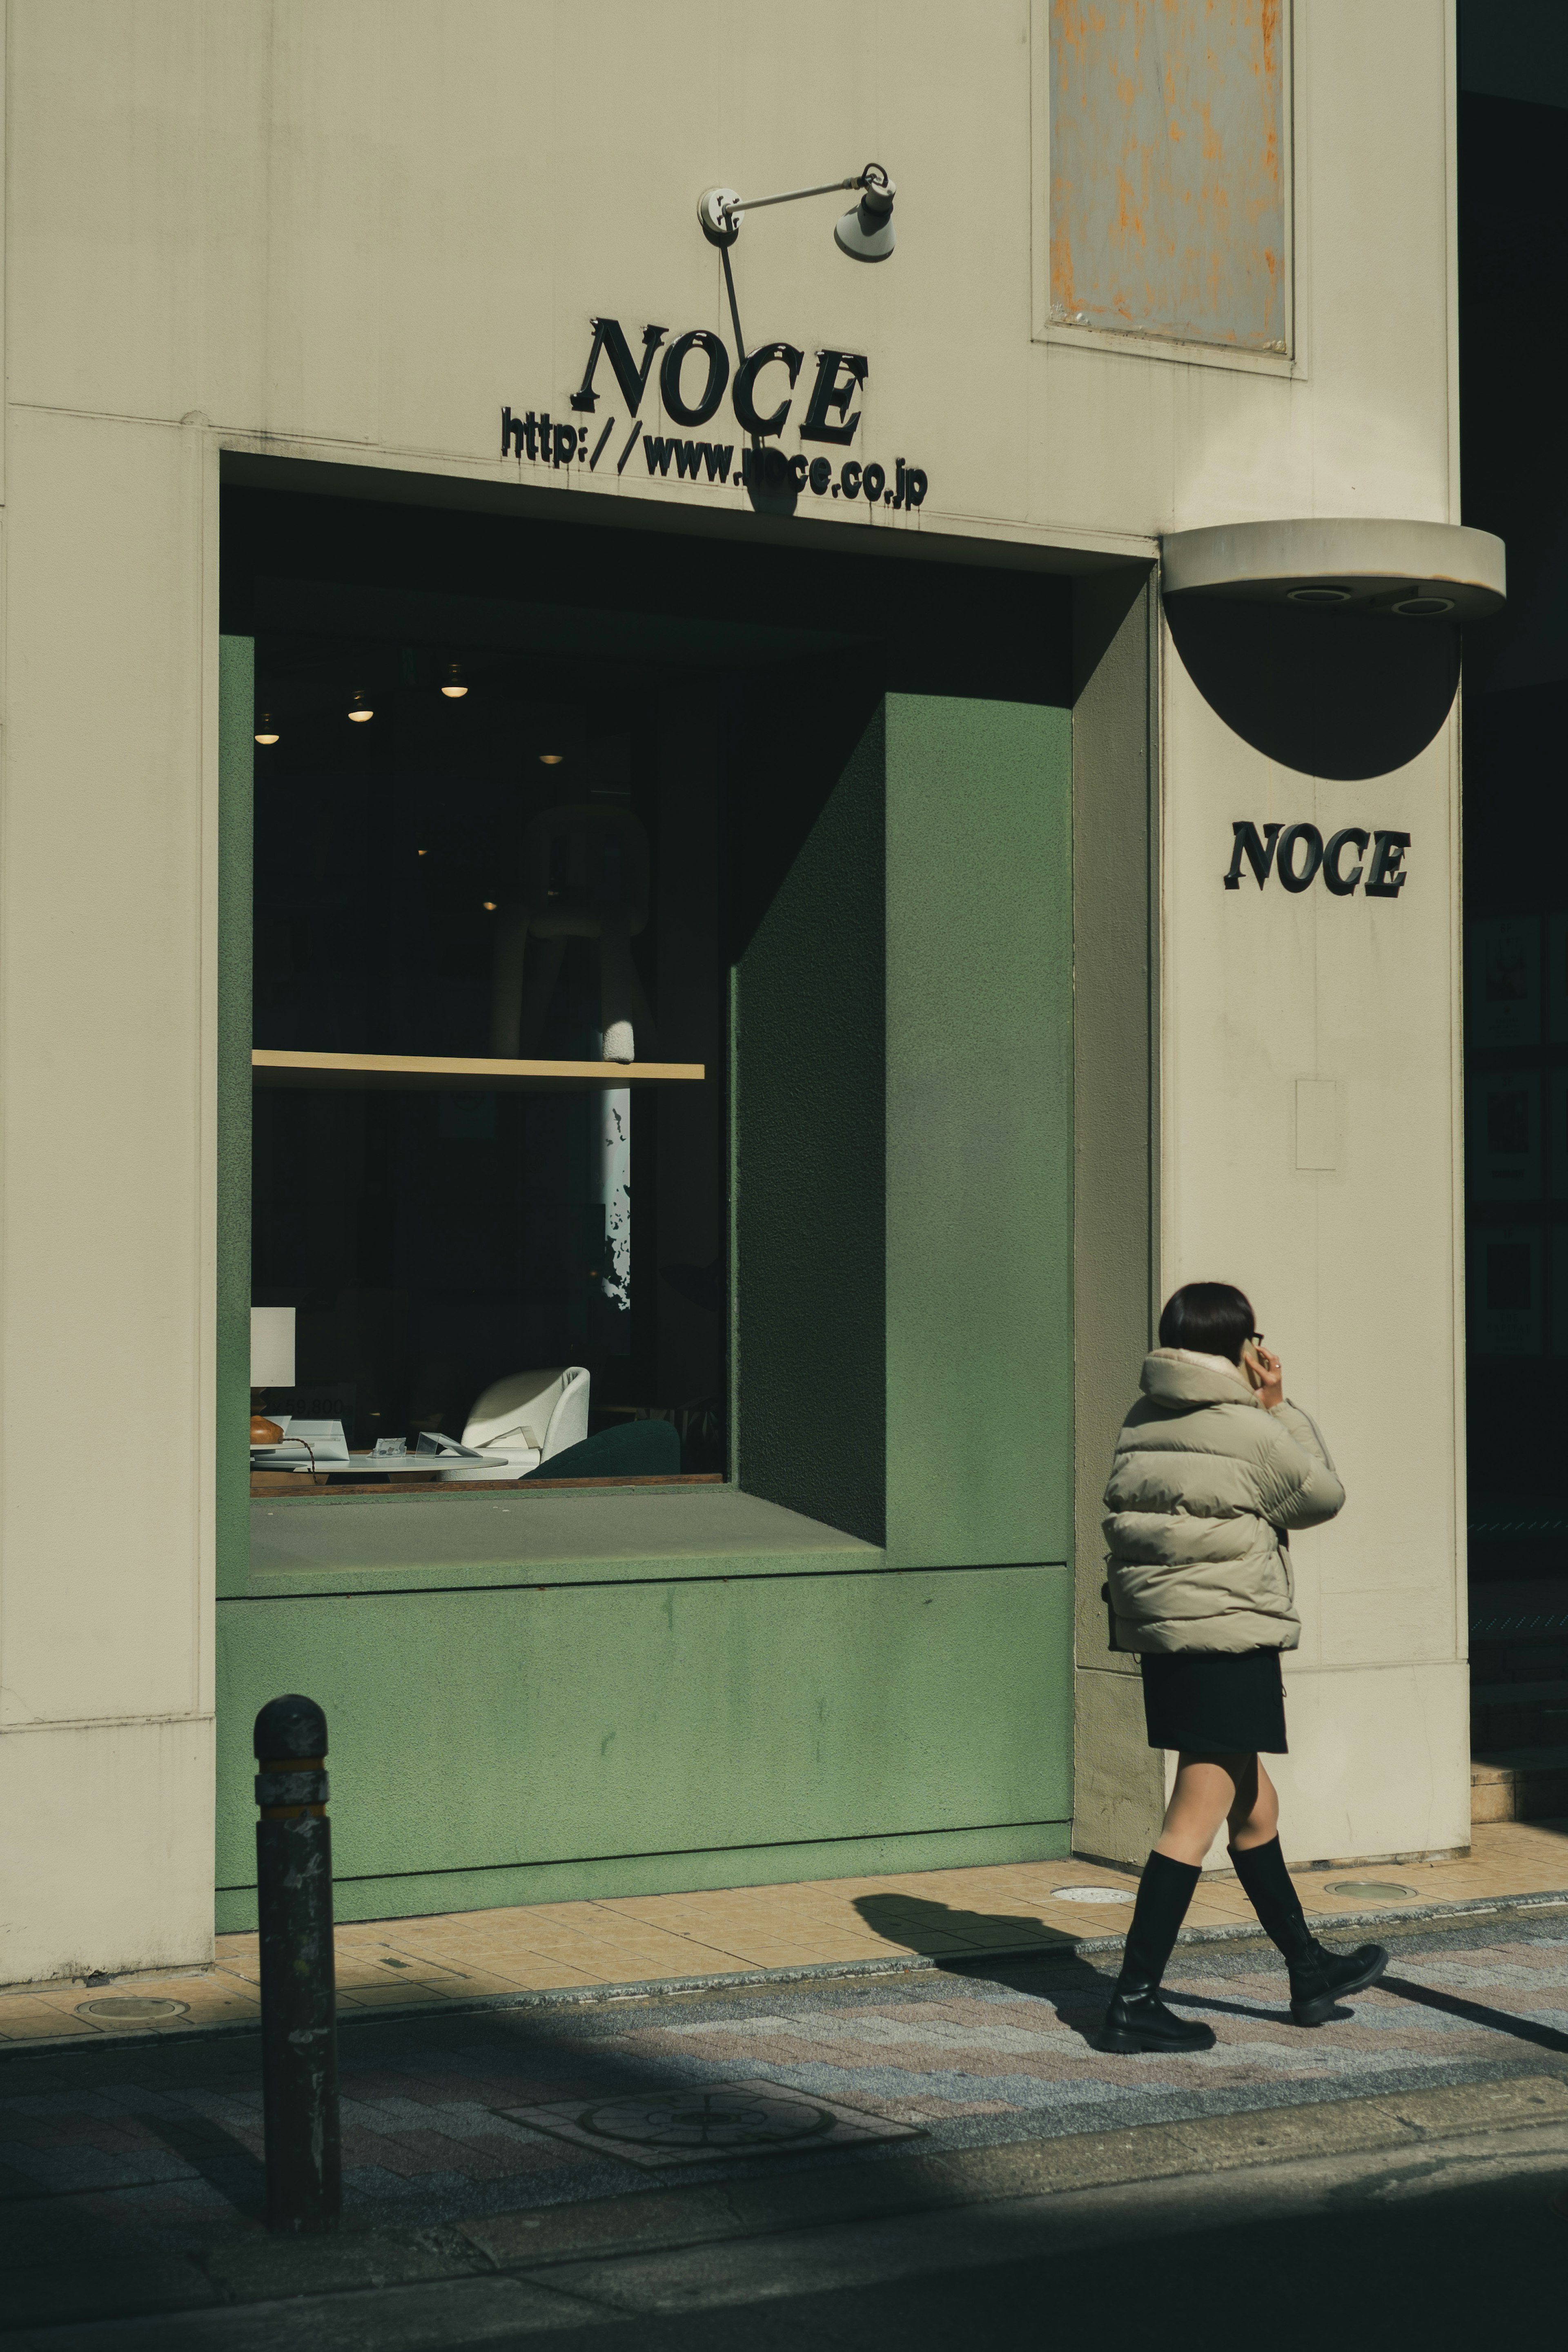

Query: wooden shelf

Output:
[251, 1471, 724, 1495]
[252, 1050, 706, 1091]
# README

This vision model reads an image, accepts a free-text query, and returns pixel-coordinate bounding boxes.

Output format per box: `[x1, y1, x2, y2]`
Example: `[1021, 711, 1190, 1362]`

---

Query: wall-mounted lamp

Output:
[440, 662, 468, 698]
[254, 713, 280, 745]
[698, 161, 895, 263]
[347, 691, 374, 723]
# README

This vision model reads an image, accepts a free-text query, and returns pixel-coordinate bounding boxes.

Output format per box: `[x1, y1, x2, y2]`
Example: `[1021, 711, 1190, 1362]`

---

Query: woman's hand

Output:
[1242, 1340, 1284, 1410]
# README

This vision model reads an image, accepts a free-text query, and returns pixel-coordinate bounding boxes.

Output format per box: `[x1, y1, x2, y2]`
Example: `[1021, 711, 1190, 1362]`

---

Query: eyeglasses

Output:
[1250, 1332, 1265, 1347]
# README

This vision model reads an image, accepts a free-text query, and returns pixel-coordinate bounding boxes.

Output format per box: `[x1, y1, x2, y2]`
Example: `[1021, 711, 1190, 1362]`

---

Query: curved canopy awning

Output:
[1160, 517, 1506, 620]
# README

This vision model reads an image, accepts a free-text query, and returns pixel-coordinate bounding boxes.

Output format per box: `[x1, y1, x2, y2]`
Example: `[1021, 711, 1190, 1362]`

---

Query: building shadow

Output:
[1164, 592, 1459, 779]
[131, 2107, 270, 2220]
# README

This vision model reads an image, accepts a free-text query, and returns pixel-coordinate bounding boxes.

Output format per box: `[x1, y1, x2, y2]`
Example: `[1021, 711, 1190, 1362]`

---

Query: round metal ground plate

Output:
[1324, 1881, 1416, 1902]
[577, 2088, 839, 2153]
[75, 1995, 189, 2021]
[1050, 1884, 1134, 1904]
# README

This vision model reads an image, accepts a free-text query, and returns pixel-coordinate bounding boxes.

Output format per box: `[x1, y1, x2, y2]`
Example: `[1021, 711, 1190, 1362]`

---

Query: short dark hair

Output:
[1157, 1282, 1255, 1364]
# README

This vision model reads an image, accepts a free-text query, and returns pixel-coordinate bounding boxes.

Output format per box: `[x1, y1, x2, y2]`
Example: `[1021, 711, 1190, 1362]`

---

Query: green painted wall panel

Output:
[216, 1563, 1071, 1894]
[885, 697, 1073, 1569]
[734, 707, 886, 1543]
[215, 1815, 1072, 1933]
[244, 1484, 879, 1595]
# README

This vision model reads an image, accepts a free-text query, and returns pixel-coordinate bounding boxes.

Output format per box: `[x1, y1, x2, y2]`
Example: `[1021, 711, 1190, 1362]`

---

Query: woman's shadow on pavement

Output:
[851, 1893, 1118, 2041]
[850, 1893, 1297, 2036]
[856, 1894, 1568, 2051]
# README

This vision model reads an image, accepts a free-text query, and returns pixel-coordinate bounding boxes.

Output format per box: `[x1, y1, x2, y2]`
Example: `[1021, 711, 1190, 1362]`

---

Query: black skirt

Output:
[1140, 1647, 1288, 1755]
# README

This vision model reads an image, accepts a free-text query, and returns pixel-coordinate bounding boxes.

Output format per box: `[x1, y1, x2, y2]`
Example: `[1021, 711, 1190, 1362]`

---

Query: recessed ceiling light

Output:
[1286, 585, 1353, 606]
[1392, 593, 1455, 617]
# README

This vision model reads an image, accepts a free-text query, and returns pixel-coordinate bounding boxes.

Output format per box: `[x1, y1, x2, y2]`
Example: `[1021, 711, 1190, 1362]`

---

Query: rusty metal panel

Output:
[1050, 0, 1287, 350]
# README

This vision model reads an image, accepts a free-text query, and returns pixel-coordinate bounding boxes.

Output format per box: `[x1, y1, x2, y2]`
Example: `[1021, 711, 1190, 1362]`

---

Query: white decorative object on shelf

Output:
[445, 1367, 592, 1480]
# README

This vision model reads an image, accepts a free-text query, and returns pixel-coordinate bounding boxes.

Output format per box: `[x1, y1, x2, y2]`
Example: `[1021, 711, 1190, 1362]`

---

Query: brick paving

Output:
[2, 1910, 1566, 2314]
[3, 1826, 1566, 2327]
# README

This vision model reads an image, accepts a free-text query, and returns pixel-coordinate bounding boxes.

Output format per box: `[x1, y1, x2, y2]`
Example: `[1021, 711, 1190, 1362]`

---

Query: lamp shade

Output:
[250, 1306, 296, 1387]
[834, 172, 895, 263]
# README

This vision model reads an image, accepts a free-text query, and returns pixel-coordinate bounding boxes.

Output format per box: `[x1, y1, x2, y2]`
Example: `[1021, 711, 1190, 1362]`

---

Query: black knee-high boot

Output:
[1097, 1852, 1216, 2053]
[1229, 1836, 1388, 2026]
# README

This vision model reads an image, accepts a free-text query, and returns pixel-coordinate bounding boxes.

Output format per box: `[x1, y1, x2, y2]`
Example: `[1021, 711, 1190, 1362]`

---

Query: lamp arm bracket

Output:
[725, 176, 861, 220]
[697, 165, 891, 250]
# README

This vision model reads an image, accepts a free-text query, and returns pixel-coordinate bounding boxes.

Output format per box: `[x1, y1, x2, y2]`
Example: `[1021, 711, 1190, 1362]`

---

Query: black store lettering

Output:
[732, 342, 803, 437]
[1223, 821, 1283, 890]
[659, 329, 729, 426]
[569, 319, 666, 414]
[1276, 823, 1324, 892]
[1365, 830, 1411, 897]
[1323, 827, 1370, 896]
[799, 349, 867, 444]
[1223, 820, 1410, 898]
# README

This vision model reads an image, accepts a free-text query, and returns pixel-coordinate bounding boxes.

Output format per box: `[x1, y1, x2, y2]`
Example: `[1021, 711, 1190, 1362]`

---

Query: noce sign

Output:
[1223, 822, 1410, 898]
[501, 316, 929, 510]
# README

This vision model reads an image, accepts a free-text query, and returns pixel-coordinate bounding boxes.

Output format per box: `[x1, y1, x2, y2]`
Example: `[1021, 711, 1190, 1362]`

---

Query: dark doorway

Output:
[1457, 6, 1568, 1818]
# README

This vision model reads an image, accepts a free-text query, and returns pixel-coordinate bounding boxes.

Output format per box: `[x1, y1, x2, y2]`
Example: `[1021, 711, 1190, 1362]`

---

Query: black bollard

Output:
[254, 1693, 341, 2235]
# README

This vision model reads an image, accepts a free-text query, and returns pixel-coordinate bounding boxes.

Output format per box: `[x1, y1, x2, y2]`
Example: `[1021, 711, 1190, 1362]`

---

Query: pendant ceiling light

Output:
[440, 662, 468, 699]
[254, 713, 280, 745]
[347, 691, 374, 723]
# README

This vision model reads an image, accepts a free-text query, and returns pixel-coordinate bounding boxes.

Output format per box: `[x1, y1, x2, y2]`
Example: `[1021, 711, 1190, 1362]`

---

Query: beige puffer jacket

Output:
[1102, 1349, 1345, 1655]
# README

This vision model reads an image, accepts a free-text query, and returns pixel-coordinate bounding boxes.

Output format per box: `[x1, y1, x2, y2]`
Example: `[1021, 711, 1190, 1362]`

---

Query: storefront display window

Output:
[235, 526, 724, 1489]
[224, 479, 1074, 1510]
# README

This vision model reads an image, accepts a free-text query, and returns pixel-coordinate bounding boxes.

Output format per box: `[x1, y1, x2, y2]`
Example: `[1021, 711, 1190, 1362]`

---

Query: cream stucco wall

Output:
[1152, 640, 1468, 1868]
[0, 0, 1467, 1979]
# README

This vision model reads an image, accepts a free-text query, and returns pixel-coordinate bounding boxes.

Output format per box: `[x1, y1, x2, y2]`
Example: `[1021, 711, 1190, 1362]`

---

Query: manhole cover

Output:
[585, 2089, 834, 2151]
[1324, 1882, 1417, 1903]
[76, 1996, 189, 2021]
[505, 2078, 922, 2169]
[1051, 1885, 1134, 1904]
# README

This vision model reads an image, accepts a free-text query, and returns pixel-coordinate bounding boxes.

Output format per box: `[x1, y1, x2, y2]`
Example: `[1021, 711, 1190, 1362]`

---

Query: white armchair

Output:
[439, 1367, 591, 1479]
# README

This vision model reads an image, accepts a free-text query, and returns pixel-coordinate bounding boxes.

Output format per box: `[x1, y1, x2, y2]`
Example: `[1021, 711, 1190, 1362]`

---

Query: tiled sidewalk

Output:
[4, 1817, 1565, 2050]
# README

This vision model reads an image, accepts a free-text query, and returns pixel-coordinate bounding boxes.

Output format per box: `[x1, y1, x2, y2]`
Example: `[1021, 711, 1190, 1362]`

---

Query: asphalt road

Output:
[5, 1901, 1567, 2348]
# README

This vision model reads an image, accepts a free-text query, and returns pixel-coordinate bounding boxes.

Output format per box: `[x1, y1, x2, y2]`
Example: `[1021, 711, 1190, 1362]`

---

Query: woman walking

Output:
[1098, 1281, 1387, 2053]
